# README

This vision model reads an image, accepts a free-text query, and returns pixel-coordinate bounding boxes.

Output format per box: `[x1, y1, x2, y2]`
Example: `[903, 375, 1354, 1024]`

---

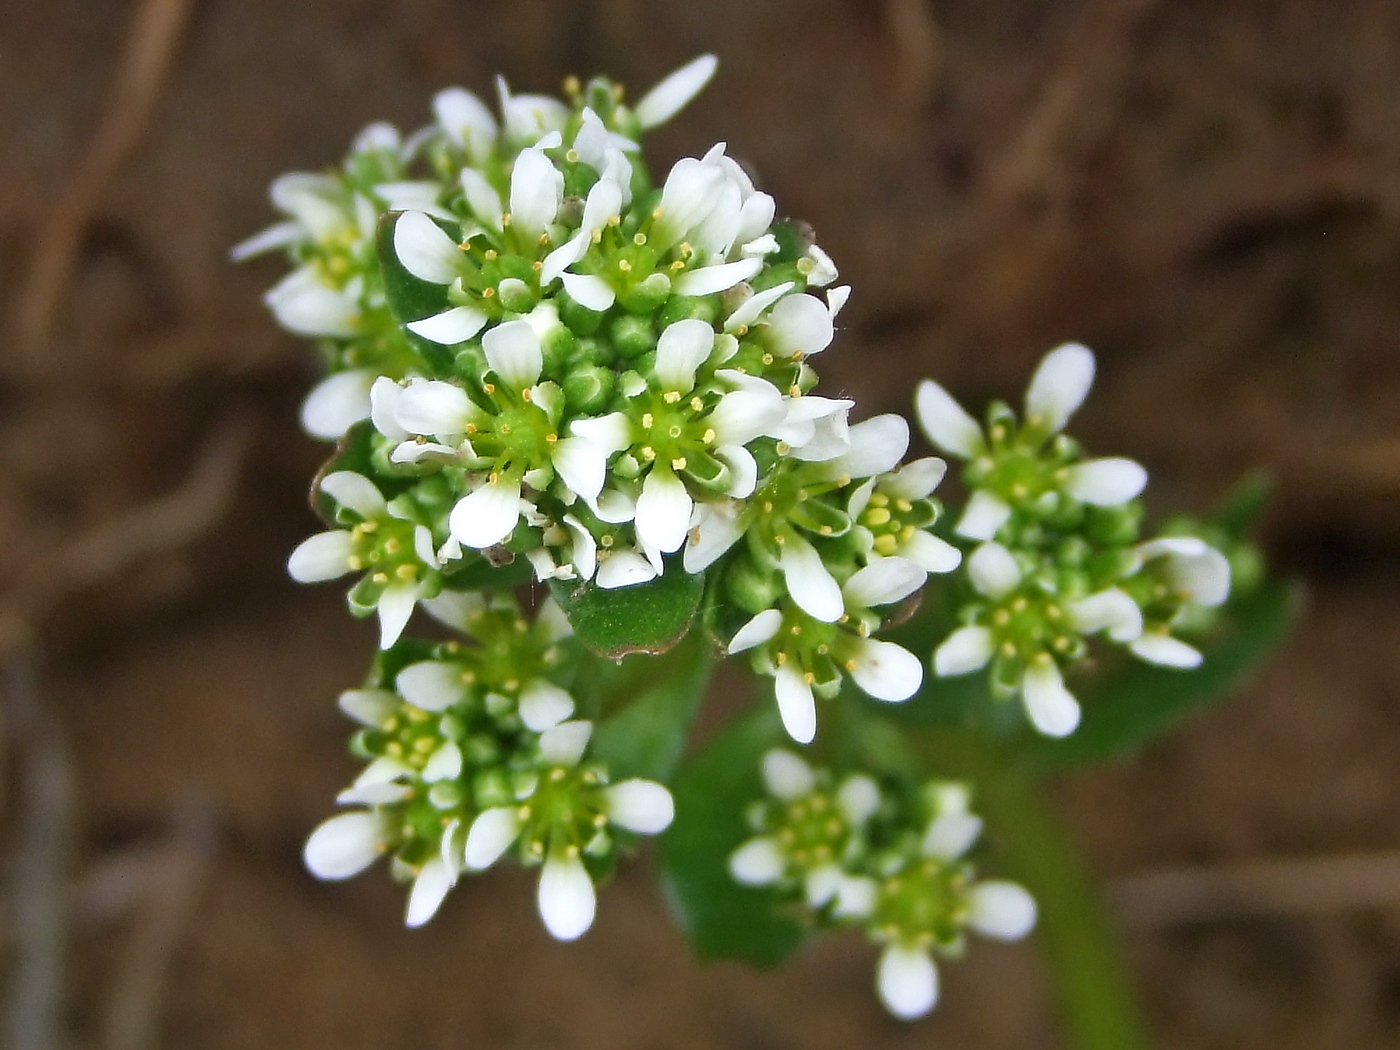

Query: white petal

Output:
[635, 467, 693, 555]
[569, 411, 634, 455]
[458, 167, 503, 226]
[653, 318, 715, 392]
[684, 501, 745, 573]
[955, 490, 1013, 541]
[421, 589, 487, 632]
[369, 378, 408, 442]
[1021, 658, 1082, 737]
[464, 807, 521, 870]
[724, 281, 793, 332]
[481, 320, 544, 390]
[413, 525, 439, 570]
[1129, 633, 1203, 668]
[773, 664, 818, 745]
[933, 625, 995, 677]
[319, 471, 386, 519]
[406, 305, 489, 345]
[762, 748, 817, 800]
[539, 720, 593, 766]
[537, 852, 596, 941]
[405, 856, 454, 927]
[728, 609, 783, 654]
[804, 243, 839, 287]
[728, 837, 785, 885]
[921, 811, 983, 861]
[843, 558, 925, 608]
[287, 531, 355, 583]
[1139, 539, 1232, 607]
[968, 880, 1038, 941]
[716, 445, 758, 499]
[393, 211, 461, 284]
[300, 369, 374, 439]
[902, 531, 964, 574]
[654, 156, 726, 249]
[765, 293, 834, 356]
[449, 478, 522, 549]
[836, 775, 881, 826]
[562, 514, 598, 580]
[397, 379, 477, 438]
[826, 285, 852, 319]
[604, 780, 675, 834]
[560, 271, 616, 312]
[708, 386, 787, 446]
[882, 457, 947, 500]
[849, 639, 923, 702]
[267, 268, 359, 338]
[1064, 458, 1148, 506]
[303, 811, 385, 880]
[877, 944, 939, 1021]
[967, 542, 1021, 599]
[805, 864, 844, 907]
[376, 582, 419, 649]
[635, 53, 719, 129]
[230, 220, 301, 261]
[595, 550, 658, 588]
[551, 437, 607, 501]
[395, 660, 465, 712]
[832, 875, 877, 919]
[915, 379, 983, 459]
[337, 688, 398, 726]
[1025, 342, 1096, 433]
[335, 781, 412, 806]
[508, 148, 563, 241]
[518, 679, 575, 731]
[674, 257, 763, 297]
[780, 535, 844, 623]
[733, 191, 775, 249]
[434, 87, 498, 157]
[1066, 588, 1144, 642]
[421, 740, 463, 782]
[822, 414, 909, 479]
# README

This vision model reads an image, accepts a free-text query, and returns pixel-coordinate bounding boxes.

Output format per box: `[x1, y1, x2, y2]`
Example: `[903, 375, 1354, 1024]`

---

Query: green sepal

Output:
[549, 559, 704, 659]
[591, 633, 713, 782]
[659, 705, 807, 966]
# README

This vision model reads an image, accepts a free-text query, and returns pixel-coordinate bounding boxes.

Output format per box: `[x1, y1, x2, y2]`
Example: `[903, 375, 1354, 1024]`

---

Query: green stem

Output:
[905, 728, 1150, 1050]
[977, 765, 1151, 1050]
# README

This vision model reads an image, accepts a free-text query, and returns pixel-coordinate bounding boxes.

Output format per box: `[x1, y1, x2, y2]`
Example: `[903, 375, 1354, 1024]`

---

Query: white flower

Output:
[1024, 342, 1094, 434]
[265, 267, 360, 339]
[1135, 537, 1231, 608]
[537, 849, 597, 941]
[433, 86, 498, 160]
[846, 637, 923, 703]
[920, 784, 983, 861]
[405, 855, 456, 927]
[509, 147, 564, 243]
[933, 625, 995, 677]
[393, 210, 461, 284]
[1020, 654, 1081, 737]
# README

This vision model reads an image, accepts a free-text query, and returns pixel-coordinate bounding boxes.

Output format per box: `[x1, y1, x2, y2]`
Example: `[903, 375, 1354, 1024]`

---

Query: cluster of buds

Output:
[918, 344, 1232, 737]
[729, 750, 1035, 1019]
[301, 592, 672, 937]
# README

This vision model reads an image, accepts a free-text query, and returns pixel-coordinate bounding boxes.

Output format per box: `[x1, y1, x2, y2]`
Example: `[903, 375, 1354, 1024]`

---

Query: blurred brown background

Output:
[2, 1, 1399, 1047]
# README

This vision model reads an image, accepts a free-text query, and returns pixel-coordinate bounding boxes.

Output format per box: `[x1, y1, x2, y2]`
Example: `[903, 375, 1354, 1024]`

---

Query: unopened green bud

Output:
[559, 294, 606, 335]
[611, 314, 656, 359]
[498, 277, 535, 313]
[726, 557, 783, 615]
[619, 272, 671, 314]
[563, 365, 615, 414]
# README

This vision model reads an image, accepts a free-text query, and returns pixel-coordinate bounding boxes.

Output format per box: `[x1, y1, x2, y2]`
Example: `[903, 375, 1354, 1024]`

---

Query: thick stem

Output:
[977, 765, 1152, 1050]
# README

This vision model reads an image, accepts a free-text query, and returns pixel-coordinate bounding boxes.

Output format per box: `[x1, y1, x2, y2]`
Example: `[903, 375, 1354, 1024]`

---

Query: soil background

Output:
[3, 1, 1400, 1048]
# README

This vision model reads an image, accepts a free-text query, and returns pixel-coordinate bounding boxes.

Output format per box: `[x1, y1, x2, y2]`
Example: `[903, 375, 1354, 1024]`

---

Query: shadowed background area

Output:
[3, 1, 1400, 1047]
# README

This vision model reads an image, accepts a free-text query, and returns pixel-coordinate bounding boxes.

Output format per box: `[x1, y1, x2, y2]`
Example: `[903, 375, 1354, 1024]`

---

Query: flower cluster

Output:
[253, 57, 959, 743]
[302, 593, 672, 937]
[730, 750, 1035, 1019]
[917, 344, 1232, 736]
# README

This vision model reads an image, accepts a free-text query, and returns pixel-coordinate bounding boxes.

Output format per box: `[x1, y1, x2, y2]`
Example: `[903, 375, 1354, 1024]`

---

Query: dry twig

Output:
[15, 0, 196, 363]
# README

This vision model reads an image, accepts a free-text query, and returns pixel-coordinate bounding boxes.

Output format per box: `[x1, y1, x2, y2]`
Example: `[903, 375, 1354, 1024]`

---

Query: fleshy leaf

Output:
[549, 560, 704, 659]
[659, 706, 807, 966]
[1019, 579, 1299, 767]
[591, 633, 712, 782]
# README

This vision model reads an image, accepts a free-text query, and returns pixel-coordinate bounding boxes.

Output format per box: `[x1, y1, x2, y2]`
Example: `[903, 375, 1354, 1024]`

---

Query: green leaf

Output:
[375, 211, 457, 325]
[591, 634, 713, 782]
[659, 705, 807, 967]
[549, 561, 704, 660]
[1022, 579, 1301, 767]
[310, 421, 382, 525]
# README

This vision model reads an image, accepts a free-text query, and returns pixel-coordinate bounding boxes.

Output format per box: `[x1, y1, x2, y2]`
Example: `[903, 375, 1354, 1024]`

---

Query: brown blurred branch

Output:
[15, 0, 195, 363]
[0, 416, 254, 658]
[1114, 851, 1400, 927]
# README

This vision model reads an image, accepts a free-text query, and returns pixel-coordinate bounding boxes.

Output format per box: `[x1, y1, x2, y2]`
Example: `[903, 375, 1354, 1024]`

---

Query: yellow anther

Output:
[640, 446, 656, 460]
[501, 213, 512, 227]
[671, 457, 687, 470]
[641, 412, 654, 428]
[618, 259, 632, 272]
[484, 249, 498, 261]
[372, 572, 389, 585]
[347, 555, 363, 571]
[663, 391, 681, 403]
[633, 232, 647, 245]
[482, 287, 495, 298]
[395, 564, 417, 580]
[546, 432, 558, 443]
[702, 428, 716, 443]
[873, 534, 899, 556]
[866, 507, 892, 526]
